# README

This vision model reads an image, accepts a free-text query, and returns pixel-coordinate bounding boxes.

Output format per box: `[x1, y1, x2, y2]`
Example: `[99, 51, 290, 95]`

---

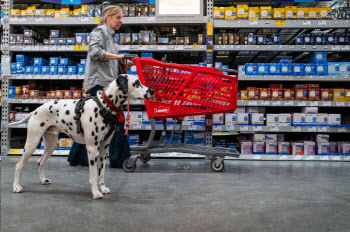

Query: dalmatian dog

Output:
[11, 74, 153, 199]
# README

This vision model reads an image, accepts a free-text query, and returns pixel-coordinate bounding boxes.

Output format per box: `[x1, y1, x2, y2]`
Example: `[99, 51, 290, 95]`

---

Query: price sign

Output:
[240, 126, 249, 131]
[297, 101, 307, 106]
[331, 156, 341, 161]
[193, 45, 198, 49]
[248, 101, 257, 106]
[188, 126, 197, 130]
[293, 155, 303, 160]
[292, 127, 301, 132]
[132, 125, 141, 130]
[253, 155, 261, 160]
[145, 125, 151, 130]
[338, 128, 347, 132]
[341, 45, 350, 51]
[318, 127, 327, 132]
[306, 156, 315, 160]
[214, 126, 223, 131]
[261, 101, 270, 106]
[93, 17, 100, 22]
[279, 155, 288, 160]
[249, 20, 258, 25]
[318, 20, 326, 26]
[10, 149, 21, 154]
[175, 45, 184, 50]
[49, 45, 57, 51]
[303, 20, 311, 25]
[253, 126, 262, 131]
[276, 20, 285, 26]
[322, 101, 331, 107]
[331, 46, 340, 51]
[226, 126, 235, 131]
[270, 127, 279, 132]
[336, 101, 345, 107]
[23, 46, 32, 51]
[310, 101, 318, 106]
[320, 156, 329, 161]
[119, 45, 130, 50]
[272, 101, 281, 106]
[308, 127, 317, 132]
[74, 45, 83, 51]
[285, 101, 293, 106]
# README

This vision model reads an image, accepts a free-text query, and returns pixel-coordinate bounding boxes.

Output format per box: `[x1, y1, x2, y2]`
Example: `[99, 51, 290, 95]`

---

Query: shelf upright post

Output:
[1, 0, 12, 155]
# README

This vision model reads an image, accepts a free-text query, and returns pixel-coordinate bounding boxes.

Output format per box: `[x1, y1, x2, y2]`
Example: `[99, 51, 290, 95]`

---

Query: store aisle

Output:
[2, 157, 350, 232]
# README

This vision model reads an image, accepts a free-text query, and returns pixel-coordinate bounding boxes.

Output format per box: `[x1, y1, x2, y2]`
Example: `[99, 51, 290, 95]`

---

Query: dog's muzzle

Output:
[144, 88, 154, 100]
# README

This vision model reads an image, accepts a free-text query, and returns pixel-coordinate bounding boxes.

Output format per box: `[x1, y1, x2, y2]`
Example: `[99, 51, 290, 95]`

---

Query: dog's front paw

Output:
[100, 187, 111, 195]
[13, 184, 23, 193]
[41, 179, 51, 185]
[92, 191, 104, 200]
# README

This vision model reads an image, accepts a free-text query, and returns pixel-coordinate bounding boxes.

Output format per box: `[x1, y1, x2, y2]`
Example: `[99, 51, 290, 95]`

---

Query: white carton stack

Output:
[279, 113, 292, 126]
[266, 114, 279, 126]
[225, 113, 237, 126]
[316, 113, 329, 126]
[328, 114, 341, 126]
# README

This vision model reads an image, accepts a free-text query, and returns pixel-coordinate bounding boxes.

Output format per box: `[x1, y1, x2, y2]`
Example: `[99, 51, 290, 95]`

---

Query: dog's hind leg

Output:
[98, 142, 110, 195]
[13, 133, 43, 193]
[86, 144, 104, 199]
[39, 132, 58, 185]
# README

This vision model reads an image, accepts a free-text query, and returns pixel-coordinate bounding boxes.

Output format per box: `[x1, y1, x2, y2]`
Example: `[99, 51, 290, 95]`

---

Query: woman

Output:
[68, 5, 132, 168]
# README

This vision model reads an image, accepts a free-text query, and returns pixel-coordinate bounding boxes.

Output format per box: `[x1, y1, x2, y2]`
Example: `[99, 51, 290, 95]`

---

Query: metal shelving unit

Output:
[213, 125, 350, 133]
[239, 75, 350, 82]
[214, 45, 350, 52]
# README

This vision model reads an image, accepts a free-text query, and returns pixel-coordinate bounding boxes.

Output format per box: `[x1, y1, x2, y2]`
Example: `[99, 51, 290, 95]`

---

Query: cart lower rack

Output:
[123, 58, 240, 172]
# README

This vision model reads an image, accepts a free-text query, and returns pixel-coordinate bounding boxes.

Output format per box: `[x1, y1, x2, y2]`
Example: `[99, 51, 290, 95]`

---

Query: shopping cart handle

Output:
[215, 68, 238, 73]
[124, 54, 139, 59]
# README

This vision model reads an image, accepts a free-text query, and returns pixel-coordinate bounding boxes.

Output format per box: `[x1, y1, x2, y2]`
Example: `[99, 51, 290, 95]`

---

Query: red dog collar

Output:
[101, 90, 125, 122]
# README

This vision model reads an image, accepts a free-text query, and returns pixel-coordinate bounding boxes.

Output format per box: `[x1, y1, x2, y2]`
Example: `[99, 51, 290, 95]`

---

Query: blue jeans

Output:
[67, 85, 130, 167]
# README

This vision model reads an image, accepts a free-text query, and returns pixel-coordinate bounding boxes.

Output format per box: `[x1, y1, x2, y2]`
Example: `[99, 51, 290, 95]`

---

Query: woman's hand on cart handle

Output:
[105, 52, 126, 61]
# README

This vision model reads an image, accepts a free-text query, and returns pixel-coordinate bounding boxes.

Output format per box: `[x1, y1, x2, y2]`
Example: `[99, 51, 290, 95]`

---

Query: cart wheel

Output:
[140, 154, 151, 163]
[123, 159, 136, 172]
[211, 158, 225, 172]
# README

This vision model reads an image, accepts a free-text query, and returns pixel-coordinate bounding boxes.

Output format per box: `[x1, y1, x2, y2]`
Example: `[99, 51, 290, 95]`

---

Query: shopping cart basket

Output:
[123, 57, 240, 172]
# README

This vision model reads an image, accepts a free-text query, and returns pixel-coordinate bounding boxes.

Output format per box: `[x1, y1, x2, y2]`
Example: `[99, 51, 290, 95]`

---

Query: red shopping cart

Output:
[123, 58, 240, 172]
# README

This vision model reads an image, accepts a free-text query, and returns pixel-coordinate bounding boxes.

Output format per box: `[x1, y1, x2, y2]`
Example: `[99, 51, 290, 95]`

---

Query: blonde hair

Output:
[98, 5, 122, 26]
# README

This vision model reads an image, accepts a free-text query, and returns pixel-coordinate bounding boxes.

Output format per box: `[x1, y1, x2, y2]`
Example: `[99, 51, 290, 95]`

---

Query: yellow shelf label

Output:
[93, 17, 100, 22]
[74, 45, 83, 51]
[10, 149, 21, 154]
[207, 22, 213, 35]
[84, 45, 89, 50]
[193, 45, 198, 49]
[276, 20, 285, 26]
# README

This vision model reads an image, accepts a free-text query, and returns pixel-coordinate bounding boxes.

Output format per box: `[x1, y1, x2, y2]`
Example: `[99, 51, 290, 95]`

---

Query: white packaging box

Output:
[316, 142, 330, 155]
[252, 134, 265, 142]
[291, 142, 304, 155]
[316, 113, 328, 126]
[213, 113, 224, 125]
[193, 115, 205, 125]
[266, 114, 279, 126]
[305, 114, 317, 126]
[278, 142, 290, 154]
[225, 113, 237, 126]
[245, 107, 265, 114]
[237, 113, 249, 125]
[330, 142, 338, 153]
[277, 134, 285, 142]
[129, 111, 143, 125]
[59, 138, 66, 150]
[292, 113, 306, 126]
[301, 107, 318, 114]
[249, 113, 264, 125]
[266, 142, 278, 154]
[314, 134, 330, 143]
[241, 141, 253, 154]
[265, 134, 278, 142]
[253, 141, 265, 154]
[234, 107, 246, 113]
[182, 116, 194, 126]
[341, 143, 350, 154]
[304, 141, 316, 155]
[279, 113, 292, 126]
[328, 114, 341, 125]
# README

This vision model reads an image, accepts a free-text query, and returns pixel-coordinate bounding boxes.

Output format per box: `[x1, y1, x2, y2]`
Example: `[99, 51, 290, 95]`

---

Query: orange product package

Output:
[271, 88, 283, 100]
[295, 88, 308, 100]
[247, 87, 259, 100]
[283, 88, 295, 100]
[259, 88, 271, 100]
[320, 88, 333, 101]
[308, 88, 320, 100]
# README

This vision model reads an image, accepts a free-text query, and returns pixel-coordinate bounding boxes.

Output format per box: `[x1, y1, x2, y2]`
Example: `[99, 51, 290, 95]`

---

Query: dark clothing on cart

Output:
[67, 85, 130, 168]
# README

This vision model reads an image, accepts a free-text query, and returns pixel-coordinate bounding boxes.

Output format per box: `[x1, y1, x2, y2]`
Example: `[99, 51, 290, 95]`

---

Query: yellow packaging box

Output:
[345, 89, 350, 101]
[273, 8, 285, 19]
[10, 9, 20, 16]
[333, 89, 345, 101]
[35, 9, 46, 16]
[46, 9, 55, 17]
[319, 8, 332, 19]
[73, 8, 82, 16]
[308, 8, 320, 19]
[248, 7, 259, 20]
[60, 8, 70, 17]
[240, 90, 248, 100]
[285, 6, 297, 19]
[213, 7, 224, 19]
[65, 138, 73, 150]
[26, 6, 36, 16]
[54, 10, 61, 18]
[20, 10, 26, 16]
[224, 7, 236, 20]
[81, 5, 88, 16]
[237, 5, 248, 19]
[297, 8, 309, 19]
[260, 6, 272, 19]
[59, 138, 66, 150]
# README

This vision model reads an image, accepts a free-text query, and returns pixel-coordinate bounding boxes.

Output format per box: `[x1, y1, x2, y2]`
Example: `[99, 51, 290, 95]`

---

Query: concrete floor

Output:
[1, 156, 350, 232]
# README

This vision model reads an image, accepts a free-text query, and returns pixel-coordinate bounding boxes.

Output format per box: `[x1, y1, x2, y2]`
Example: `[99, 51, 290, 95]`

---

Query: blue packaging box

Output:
[42, 66, 50, 74]
[141, 53, 153, 58]
[245, 63, 259, 75]
[16, 62, 25, 74]
[25, 66, 34, 74]
[293, 63, 305, 75]
[80, 59, 86, 64]
[269, 63, 281, 74]
[258, 63, 269, 75]
[280, 63, 293, 75]
[50, 57, 59, 66]
[328, 62, 341, 76]
[238, 65, 246, 76]
[304, 63, 316, 75]
[77, 64, 85, 75]
[33, 66, 41, 74]
[59, 58, 75, 66]
[33, 58, 49, 66]
[49, 66, 58, 75]
[68, 66, 77, 75]
[279, 59, 293, 63]
[340, 62, 350, 76]
[75, 33, 87, 45]
[315, 63, 328, 75]
[58, 66, 67, 74]
[9, 86, 16, 98]
[309, 52, 327, 63]
[16, 54, 33, 65]
[257, 35, 266, 45]
[11, 63, 17, 74]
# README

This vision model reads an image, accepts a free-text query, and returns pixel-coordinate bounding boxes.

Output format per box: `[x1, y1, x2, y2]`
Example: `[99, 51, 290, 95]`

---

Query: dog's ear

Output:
[116, 75, 128, 95]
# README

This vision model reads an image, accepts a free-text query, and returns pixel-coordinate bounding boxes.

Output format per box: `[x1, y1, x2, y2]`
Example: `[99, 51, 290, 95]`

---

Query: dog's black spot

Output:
[40, 122, 45, 127]
[69, 122, 73, 126]
[65, 110, 70, 115]
[102, 183, 104, 185]
[119, 95, 122, 99]
[90, 117, 92, 122]
[56, 110, 59, 112]
[100, 157, 103, 162]
[34, 112, 38, 115]
[105, 156, 107, 160]
[98, 168, 101, 176]
[95, 136, 98, 141]
[46, 119, 48, 122]
[61, 119, 65, 124]
[102, 100, 106, 105]
[101, 126, 105, 131]
[66, 123, 69, 126]
[73, 101, 76, 103]
[97, 146, 100, 151]
[94, 107, 98, 113]
[69, 127, 73, 131]
[82, 108, 84, 114]
[56, 121, 58, 123]
[123, 96, 127, 99]
[94, 141, 98, 146]
[108, 95, 113, 98]
[133, 79, 143, 88]
[95, 113, 98, 118]
[50, 110, 53, 113]
[114, 96, 119, 105]
[104, 144, 109, 149]
[95, 127, 99, 133]
[64, 104, 66, 107]
[65, 129, 68, 133]
[92, 131, 95, 136]
[54, 101, 58, 104]
[90, 160, 94, 166]
[45, 179, 49, 183]
[101, 163, 104, 169]
[57, 114, 59, 117]
[95, 157, 98, 162]
[120, 100, 126, 105]
[49, 105, 53, 110]
[94, 122, 97, 126]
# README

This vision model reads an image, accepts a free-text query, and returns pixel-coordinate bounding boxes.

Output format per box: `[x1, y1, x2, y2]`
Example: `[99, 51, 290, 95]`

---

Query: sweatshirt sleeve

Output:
[88, 30, 106, 62]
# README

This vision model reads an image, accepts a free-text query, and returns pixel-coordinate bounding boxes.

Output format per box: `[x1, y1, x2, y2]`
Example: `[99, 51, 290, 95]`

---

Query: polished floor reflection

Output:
[2, 156, 350, 232]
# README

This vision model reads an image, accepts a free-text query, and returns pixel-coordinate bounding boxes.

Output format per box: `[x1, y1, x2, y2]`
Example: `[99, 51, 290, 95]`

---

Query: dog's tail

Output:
[9, 112, 34, 125]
